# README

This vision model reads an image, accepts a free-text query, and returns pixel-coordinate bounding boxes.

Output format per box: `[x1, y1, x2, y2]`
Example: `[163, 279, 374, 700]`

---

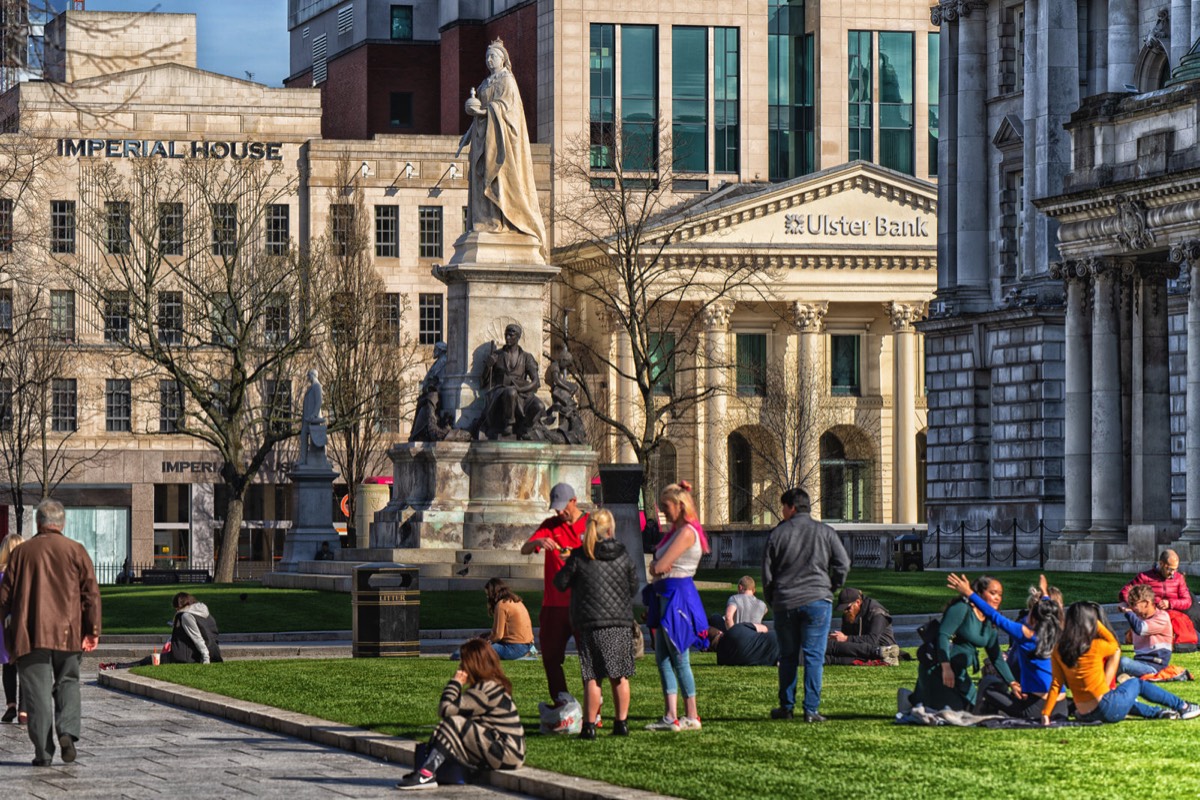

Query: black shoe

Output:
[59, 734, 76, 763]
[395, 769, 438, 790]
[1, 706, 15, 723]
[769, 707, 794, 720]
[611, 719, 629, 736]
[579, 722, 596, 740]
[803, 711, 828, 723]
[32, 758, 52, 767]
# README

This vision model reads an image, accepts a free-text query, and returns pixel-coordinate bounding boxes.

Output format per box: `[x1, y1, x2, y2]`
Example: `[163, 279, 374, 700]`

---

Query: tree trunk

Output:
[215, 493, 246, 583]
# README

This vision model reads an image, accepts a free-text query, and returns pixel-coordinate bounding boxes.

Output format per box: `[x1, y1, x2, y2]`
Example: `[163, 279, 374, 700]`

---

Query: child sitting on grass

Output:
[1119, 584, 1176, 679]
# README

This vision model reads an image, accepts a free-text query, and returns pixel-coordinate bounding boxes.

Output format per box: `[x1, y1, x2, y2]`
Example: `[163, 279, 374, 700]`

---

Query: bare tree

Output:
[63, 155, 325, 582]
[550, 121, 775, 502]
[315, 158, 418, 543]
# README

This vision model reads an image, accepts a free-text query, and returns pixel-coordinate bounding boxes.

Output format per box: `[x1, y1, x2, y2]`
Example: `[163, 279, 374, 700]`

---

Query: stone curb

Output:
[98, 671, 674, 800]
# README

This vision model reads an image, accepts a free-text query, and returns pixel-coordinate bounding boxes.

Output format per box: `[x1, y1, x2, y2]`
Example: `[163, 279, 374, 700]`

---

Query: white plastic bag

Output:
[537, 691, 582, 735]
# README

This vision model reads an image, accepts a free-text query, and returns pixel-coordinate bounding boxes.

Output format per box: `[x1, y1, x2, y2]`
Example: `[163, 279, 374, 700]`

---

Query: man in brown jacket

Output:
[0, 498, 101, 766]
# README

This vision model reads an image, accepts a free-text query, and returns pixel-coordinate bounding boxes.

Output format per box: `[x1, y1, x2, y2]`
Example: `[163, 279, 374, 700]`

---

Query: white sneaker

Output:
[879, 645, 901, 667]
[1180, 703, 1200, 720]
[678, 716, 702, 731]
[644, 715, 680, 731]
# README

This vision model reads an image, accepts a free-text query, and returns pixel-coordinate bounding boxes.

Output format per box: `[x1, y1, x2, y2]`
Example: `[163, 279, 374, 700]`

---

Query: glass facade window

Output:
[264, 296, 290, 345]
[51, 200, 75, 254]
[159, 202, 184, 256]
[878, 32, 914, 174]
[649, 331, 676, 396]
[418, 206, 442, 258]
[266, 204, 289, 255]
[736, 333, 767, 396]
[418, 293, 443, 345]
[106, 378, 131, 432]
[103, 291, 129, 343]
[672, 27, 707, 173]
[375, 205, 398, 257]
[0, 197, 12, 252]
[210, 293, 236, 346]
[158, 290, 183, 345]
[330, 203, 354, 256]
[0, 288, 11, 332]
[52, 378, 77, 432]
[211, 203, 237, 257]
[928, 33, 939, 177]
[159, 379, 182, 433]
[768, 1, 813, 180]
[105, 200, 131, 255]
[589, 24, 615, 169]
[374, 380, 401, 433]
[714, 27, 740, 174]
[390, 5, 413, 40]
[50, 288, 74, 341]
[848, 31, 873, 163]
[1015, 7, 1025, 93]
[830, 334, 861, 396]
[377, 292, 402, 343]
[621, 25, 658, 171]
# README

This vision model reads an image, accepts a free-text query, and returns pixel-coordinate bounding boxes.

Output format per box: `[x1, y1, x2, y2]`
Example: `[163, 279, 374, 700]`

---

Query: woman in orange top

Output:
[1042, 601, 1200, 725]
[483, 578, 535, 660]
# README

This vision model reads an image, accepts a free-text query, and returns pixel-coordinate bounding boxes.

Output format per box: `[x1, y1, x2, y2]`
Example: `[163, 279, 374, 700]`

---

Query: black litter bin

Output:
[353, 563, 420, 657]
[892, 534, 924, 572]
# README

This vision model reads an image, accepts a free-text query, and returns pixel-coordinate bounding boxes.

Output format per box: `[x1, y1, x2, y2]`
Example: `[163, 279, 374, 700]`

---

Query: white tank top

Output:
[656, 523, 702, 579]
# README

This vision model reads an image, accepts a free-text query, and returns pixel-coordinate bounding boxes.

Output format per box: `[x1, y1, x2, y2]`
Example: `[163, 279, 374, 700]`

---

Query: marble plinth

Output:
[372, 440, 597, 550]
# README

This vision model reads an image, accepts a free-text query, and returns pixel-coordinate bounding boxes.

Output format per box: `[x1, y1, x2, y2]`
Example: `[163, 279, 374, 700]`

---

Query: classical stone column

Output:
[702, 301, 734, 524]
[887, 302, 925, 524]
[1131, 263, 1173, 529]
[1052, 260, 1092, 535]
[1173, 0, 1191, 68]
[1089, 258, 1130, 535]
[1107, 0, 1138, 89]
[931, 2, 958, 293]
[793, 301, 828, 518]
[955, 0, 989, 308]
[611, 322, 637, 464]
[1172, 242, 1200, 538]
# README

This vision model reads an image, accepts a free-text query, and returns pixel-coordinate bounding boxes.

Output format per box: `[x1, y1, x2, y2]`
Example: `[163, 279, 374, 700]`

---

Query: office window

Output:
[50, 289, 74, 341]
[589, 23, 615, 169]
[374, 380, 401, 434]
[1002, 170, 1024, 281]
[768, 0, 814, 180]
[210, 293, 236, 346]
[0, 287, 12, 333]
[266, 204, 289, 255]
[1015, 7, 1025, 93]
[390, 92, 413, 128]
[391, 5, 413, 40]
[378, 292, 402, 343]
[330, 203, 354, 256]
[671, 27, 707, 173]
[714, 27, 740, 173]
[105, 200, 131, 255]
[159, 379, 182, 433]
[375, 206, 398, 257]
[0, 378, 11, 431]
[106, 378, 131, 432]
[159, 202, 183, 256]
[103, 291, 129, 343]
[736, 333, 767, 396]
[158, 291, 183, 345]
[51, 200, 75, 254]
[848, 31, 873, 163]
[264, 296, 290, 345]
[264, 379, 292, 435]
[52, 378, 77, 432]
[418, 293, 443, 345]
[211, 203, 237, 256]
[622, 25, 658, 171]
[0, 197, 12, 252]
[418, 206, 442, 258]
[830, 335, 861, 396]
[878, 32, 914, 174]
[928, 33, 939, 177]
[649, 332, 676, 395]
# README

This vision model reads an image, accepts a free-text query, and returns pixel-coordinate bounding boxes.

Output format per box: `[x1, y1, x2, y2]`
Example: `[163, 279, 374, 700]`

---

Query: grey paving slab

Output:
[0, 677, 528, 799]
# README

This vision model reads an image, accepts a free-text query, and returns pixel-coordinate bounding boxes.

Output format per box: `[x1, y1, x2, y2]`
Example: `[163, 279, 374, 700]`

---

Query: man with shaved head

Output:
[1120, 550, 1193, 613]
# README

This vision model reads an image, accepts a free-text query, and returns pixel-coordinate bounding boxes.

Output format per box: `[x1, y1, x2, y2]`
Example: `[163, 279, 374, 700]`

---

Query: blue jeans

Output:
[1119, 656, 1162, 678]
[491, 642, 534, 660]
[1080, 675, 1186, 722]
[654, 628, 696, 699]
[775, 600, 832, 715]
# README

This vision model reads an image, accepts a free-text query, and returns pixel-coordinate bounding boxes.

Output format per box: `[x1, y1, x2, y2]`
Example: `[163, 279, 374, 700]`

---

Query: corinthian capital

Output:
[886, 301, 926, 332]
[700, 300, 734, 330]
[791, 301, 829, 333]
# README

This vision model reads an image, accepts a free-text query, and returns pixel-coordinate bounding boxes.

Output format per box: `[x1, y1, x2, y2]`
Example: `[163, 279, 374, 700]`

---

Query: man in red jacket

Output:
[1119, 550, 1194, 613]
[0, 498, 101, 767]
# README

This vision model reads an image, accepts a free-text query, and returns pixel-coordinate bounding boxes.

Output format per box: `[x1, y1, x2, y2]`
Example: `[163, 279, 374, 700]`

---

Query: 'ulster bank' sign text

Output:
[57, 138, 284, 161]
[784, 213, 929, 238]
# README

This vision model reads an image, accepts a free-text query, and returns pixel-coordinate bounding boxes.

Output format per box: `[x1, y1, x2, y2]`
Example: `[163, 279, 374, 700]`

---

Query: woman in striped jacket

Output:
[397, 638, 526, 790]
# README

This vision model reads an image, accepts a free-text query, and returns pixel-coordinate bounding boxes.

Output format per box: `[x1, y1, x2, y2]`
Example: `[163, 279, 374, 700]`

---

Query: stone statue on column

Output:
[298, 368, 327, 465]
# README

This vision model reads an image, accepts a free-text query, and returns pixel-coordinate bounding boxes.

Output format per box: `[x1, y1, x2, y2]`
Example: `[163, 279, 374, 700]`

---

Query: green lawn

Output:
[140, 651, 1200, 799]
[101, 569, 1137, 634]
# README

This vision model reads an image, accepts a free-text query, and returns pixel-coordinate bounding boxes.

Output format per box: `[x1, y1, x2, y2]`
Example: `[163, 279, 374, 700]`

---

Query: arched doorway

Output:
[916, 430, 927, 523]
[728, 431, 752, 523]
[819, 428, 874, 522]
[1134, 38, 1170, 93]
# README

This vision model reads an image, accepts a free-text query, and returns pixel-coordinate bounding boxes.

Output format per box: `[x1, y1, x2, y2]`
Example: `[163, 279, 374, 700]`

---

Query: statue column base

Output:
[279, 458, 341, 570]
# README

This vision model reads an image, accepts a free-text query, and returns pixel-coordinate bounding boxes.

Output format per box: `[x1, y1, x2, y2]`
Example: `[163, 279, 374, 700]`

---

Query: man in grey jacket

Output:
[762, 487, 850, 723]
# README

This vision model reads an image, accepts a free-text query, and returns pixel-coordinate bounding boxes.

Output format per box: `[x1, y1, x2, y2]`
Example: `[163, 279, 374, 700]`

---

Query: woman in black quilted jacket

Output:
[554, 508, 639, 739]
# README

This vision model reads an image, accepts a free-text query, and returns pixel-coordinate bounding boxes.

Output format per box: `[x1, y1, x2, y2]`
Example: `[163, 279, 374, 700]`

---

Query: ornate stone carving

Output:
[791, 301, 829, 333]
[886, 301, 926, 332]
[542, 347, 587, 445]
[1169, 239, 1200, 269]
[1149, 8, 1169, 44]
[410, 342, 451, 443]
[1114, 194, 1156, 251]
[700, 300, 735, 330]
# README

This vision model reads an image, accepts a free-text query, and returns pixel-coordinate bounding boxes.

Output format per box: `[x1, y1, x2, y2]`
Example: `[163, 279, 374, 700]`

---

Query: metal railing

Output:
[926, 519, 1056, 569]
[94, 560, 279, 585]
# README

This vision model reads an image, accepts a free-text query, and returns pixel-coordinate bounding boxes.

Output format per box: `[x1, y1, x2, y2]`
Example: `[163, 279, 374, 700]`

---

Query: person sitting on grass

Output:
[906, 575, 1018, 712]
[482, 578, 536, 660]
[1119, 584, 1176, 679]
[100, 592, 222, 669]
[946, 573, 1066, 720]
[1043, 601, 1200, 724]
[825, 587, 900, 666]
[725, 576, 768, 629]
[396, 638, 525, 791]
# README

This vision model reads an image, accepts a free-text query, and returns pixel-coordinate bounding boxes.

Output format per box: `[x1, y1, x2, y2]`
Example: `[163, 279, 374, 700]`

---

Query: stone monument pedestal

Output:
[279, 461, 341, 570]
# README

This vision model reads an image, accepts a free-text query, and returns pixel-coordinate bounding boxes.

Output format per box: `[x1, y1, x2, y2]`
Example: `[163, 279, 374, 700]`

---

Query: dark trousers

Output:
[824, 639, 879, 665]
[976, 675, 1069, 720]
[17, 649, 82, 762]
[538, 605, 575, 701]
[3, 662, 17, 706]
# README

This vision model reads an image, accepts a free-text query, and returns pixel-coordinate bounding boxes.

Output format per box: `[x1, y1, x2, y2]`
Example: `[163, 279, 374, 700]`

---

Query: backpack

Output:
[1169, 609, 1199, 653]
[915, 616, 941, 667]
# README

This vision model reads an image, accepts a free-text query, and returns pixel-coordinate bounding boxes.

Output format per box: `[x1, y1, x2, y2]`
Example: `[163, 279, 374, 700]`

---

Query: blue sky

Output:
[86, 0, 291, 86]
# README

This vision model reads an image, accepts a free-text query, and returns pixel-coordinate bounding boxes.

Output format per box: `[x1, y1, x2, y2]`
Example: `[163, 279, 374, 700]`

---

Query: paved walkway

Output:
[0, 676, 528, 800]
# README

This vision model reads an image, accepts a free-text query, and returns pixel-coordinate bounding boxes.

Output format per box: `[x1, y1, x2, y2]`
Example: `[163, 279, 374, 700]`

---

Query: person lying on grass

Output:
[909, 574, 1017, 712]
[1118, 584, 1177, 679]
[100, 592, 222, 669]
[946, 573, 1066, 720]
[396, 637, 525, 790]
[1042, 601, 1200, 725]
